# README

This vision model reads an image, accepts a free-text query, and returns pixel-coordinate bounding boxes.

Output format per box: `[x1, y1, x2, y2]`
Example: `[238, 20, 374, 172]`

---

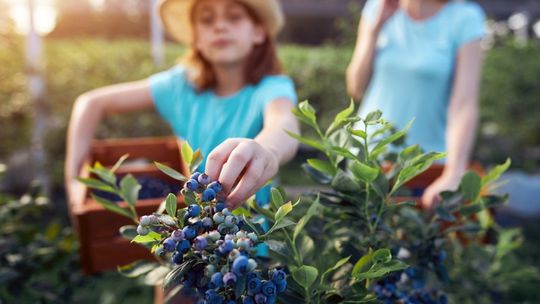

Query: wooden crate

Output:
[70, 136, 189, 275]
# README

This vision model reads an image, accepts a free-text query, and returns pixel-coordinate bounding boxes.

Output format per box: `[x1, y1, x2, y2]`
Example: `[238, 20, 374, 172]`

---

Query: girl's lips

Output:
[212, 39, 234, 47]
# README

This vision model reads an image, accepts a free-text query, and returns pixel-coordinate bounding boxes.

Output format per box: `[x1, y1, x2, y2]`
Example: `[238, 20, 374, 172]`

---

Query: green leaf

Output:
[154, 161, 186, 181]
[352, 251, 373, 278]
[285, 130, 326, 152]
[293, 195, 320, 241]
[329, 146, 358, 160]
[76, 177, 117, 193]
[371, 119, 413, 155]
[435, 206, 456, 222]
[307, 159, 337, 176]
[364, 110, 382, 124]
[296, 234, 315, 258]
[117, 261, 157, 278]
[302, 163, 332, 184]
[181, 141, 194, 166]
[182, 189, 197, 206]
[119, 174, 141, 207]
[482, 158, 511, 186]
[110, 154, 130, 173]
[232, 207, 251, 217]
[190, 150, 204, 172]
[459, 171, 482, 201]
[326, 100, 355, 136]
[249, 198, 275, 220]
[459, 201, 485, 217]
[90, 162, 117, 185]
[265, 218, 296, 236]
[274, 202, 293, 222]
[270, 188, 285, 211]
[350, 129, 367, 139]
[131, 231, 162, 244]
[321, 256, 351, 282]
[119, 225, 138, 241]
[91, 194, 133, 219]
[163, 259, 198, 289]
[165, 193, 177, 218]
[331, 170, 362, 193]
[398, 145, 422, 164]
[145, 266, 171, 286]
[292, 265, 319, 290]
[392, 152, 445, 193]
[242, 215, 261, 235]
[372, 249, 392, 264]
[350, 161, 379, 183]
[354, 260, 408, 281]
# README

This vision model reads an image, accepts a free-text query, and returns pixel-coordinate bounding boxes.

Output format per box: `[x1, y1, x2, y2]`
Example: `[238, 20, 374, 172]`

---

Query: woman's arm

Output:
[64, 80, 154, 209]
[346, 0, 398, 100]
[421, 40, 485, 209]
[205, 98, 300, 208]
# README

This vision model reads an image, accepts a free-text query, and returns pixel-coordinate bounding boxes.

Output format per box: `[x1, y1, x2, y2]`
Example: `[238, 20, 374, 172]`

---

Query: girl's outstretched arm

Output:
[205, 98, 300, 209]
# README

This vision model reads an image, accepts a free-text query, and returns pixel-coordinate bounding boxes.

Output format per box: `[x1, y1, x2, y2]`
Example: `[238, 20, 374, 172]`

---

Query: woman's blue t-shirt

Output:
[359, 0, 486, 155]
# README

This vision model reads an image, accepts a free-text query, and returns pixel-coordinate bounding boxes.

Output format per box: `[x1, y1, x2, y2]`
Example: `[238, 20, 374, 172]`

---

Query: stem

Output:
[284, 230, 302, 267]
[363, 124, 373, 232]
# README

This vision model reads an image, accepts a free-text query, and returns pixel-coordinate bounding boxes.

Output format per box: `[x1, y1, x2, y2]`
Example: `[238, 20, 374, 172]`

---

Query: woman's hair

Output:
[180, 2, 282, 92]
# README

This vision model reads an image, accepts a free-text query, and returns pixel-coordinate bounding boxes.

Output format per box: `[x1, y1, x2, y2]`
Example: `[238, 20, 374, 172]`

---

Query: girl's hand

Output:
[205, 138, 279, 209]
[421, 173, 462, 210]
[371, 0, 399, 34]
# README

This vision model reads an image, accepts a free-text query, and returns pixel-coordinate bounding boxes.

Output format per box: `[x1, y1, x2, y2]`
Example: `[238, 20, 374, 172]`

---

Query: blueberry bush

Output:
[80, 102, 537, 303]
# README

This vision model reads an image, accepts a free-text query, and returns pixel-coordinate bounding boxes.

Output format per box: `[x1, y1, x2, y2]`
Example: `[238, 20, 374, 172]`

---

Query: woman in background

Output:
[347, 0, 486, 209]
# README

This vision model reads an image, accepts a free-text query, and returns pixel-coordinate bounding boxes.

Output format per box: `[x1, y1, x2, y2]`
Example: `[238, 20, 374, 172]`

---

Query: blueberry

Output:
[215, 201, 226, 212]
[236, 238, 252, 251]
[222, 208, 232, 216]
[247, 277, 262, 295]
[271, 269, 286, 284]
[202, 188, 217, 202]
[163, 237, 177, 252]
[208, 230, 221, 241]
[183, 226, 197, 240]
[276, 279, 287, 293]
[176, 239, 191, 253]
[193, 236, 208, 251]
[217, 223, 228, 235]
[137, 225, 149, 236]
[232, 255, 249, 275]
[208, 181, 223, 193]
[205, 289, 224, 304]
[219, 240, 234, 255]
[185, 179, 199, 191]
[172, 252, 183, 265]
[208, 254, 220, 265]
[198, 173, 211, 185]
[261, 280, 277, 297]
[188, 204, 201, 217]
[209, 272, 224, 289]
[223, 272, 237, 286]
[171, 229, 184, 241]
[213, 212, 225, 224]
[202, 217, 213, 229]
[266, 296, 276, 304]
[190, 172, 201, 180]
[205, 264, 217, 277]
[224, 215, 238, 227]
[254, 293, 267, 304]
[243, 297, 255, 304]
[247, 232, 258, 242]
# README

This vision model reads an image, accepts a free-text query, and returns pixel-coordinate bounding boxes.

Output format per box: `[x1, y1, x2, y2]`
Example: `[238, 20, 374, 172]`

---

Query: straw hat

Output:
[158, 0, 285, 45]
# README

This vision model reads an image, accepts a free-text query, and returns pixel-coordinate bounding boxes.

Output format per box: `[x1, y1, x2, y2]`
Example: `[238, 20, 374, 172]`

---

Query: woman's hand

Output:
[205, 138, 279, 209]
[421, 173, 462, 210]
[371, 0, 399, 34]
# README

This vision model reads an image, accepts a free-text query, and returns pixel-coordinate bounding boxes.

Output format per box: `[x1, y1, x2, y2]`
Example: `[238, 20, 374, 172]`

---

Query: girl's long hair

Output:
[181, 3, 282, 92]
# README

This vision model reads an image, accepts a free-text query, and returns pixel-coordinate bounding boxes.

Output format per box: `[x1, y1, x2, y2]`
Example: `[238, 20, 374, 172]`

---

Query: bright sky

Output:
[5, 0, 58, 35]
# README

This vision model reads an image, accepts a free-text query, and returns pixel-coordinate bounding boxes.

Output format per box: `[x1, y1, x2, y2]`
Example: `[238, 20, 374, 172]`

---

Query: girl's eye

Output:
[226, 9, 245, 22]
[196, 11, 214, 25]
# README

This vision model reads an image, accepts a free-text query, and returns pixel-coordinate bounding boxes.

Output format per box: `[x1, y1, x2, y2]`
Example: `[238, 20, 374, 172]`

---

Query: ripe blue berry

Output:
[247, 277, 262, 295]
[271, 269, 286, 284]
[171, 229, 184, 241]
[223, 272, 237, 286]
[276, 279, 286, 293]
[210, 272, 224, 289]
[188, 204, 201, 217]
[243, 297, 255, 304]
[219, 240, 234, 255]
[224, 215, 238, 227]
[213, 212, 225, 224]
[163, 237, 177, 252]
[254, 293, 267, 304]
[190, 172, 201, 180]
[185, 179, 199, 191]
[215, 201, 226, 212]
[172, 252, 183, 265]
[198, 173, 211, 185]
[176, 239, 191, 253]
[182, 226, 197, 240]
[193, 236, 208, 251]
[261, 280, 277, 297]
[208, 181, 223, 193]
[202, 217, 213, 229]
[202, 188, 217, 202]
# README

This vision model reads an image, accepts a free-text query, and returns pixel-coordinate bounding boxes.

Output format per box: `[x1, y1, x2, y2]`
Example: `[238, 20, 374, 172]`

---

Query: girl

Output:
[64, 0, 300, 212]
[346, 0, 486, 209]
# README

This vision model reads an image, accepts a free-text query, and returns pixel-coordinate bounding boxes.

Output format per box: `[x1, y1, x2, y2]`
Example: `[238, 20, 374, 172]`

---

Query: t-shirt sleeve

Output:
[256, 76, 298, 113]
[361, 0, 380, 27]
[453, 3, 486, 49]
[148, 65, 186, 124]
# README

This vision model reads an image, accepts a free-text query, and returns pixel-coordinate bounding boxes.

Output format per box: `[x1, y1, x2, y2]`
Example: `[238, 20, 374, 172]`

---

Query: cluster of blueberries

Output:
[93, 175, 181, 202]
[372, 267, 448, 304]
[136, 172, 287, 304]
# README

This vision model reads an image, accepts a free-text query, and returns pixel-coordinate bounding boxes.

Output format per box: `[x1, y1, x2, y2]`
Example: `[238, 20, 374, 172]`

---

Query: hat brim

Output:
[158, 0, 284, 45]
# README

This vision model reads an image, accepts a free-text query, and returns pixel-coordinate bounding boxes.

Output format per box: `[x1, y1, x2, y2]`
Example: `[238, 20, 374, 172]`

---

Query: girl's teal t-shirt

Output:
[148, 65, 297, 205]
[359, 0, 486, 155]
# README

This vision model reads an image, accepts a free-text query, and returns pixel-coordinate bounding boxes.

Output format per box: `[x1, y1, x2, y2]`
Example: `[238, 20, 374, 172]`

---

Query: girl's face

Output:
[193, 0, 266, 66]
